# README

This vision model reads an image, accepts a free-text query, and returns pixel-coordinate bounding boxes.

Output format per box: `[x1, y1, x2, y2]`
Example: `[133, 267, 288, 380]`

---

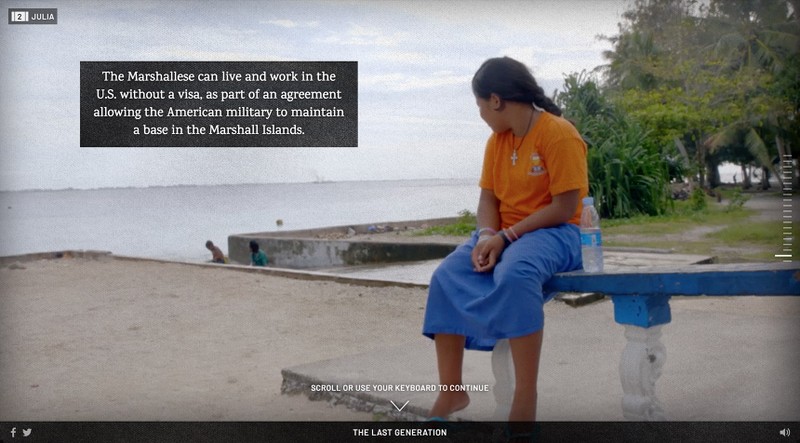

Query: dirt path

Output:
[743, 190, 788, 222]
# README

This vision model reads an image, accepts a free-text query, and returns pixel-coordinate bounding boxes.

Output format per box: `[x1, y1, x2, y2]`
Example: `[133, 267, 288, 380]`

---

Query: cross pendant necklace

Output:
[511, 108, 536, 166]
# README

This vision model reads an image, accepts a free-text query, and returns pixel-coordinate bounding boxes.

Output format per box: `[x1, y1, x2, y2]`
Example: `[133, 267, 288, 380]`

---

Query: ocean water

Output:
[0, 179, 480, 262]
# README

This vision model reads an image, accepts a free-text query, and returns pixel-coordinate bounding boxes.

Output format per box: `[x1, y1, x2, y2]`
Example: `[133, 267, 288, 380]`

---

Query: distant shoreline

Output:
[0, 177, 478, 193]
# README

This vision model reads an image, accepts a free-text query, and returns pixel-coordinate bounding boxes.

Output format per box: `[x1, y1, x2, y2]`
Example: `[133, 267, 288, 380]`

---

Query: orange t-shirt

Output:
[478, 112, 588, 227]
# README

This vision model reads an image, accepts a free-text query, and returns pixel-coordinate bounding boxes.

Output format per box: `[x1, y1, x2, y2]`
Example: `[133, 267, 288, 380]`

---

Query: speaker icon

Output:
[779, 428, 790, 437]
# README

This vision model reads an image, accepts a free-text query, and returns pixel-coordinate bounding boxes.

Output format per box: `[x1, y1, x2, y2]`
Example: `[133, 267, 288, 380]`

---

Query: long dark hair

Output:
[471, 56, 562, 116]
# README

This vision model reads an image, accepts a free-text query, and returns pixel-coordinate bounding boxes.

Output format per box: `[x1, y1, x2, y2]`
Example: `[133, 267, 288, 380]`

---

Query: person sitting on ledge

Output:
[249, 240, 268, 267]
[205, 240, 227, 264]
[422, 56, 588, 432]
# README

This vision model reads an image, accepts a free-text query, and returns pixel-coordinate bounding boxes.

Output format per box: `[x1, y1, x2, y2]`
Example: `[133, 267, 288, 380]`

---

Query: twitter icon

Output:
[22, 428, 31, 437]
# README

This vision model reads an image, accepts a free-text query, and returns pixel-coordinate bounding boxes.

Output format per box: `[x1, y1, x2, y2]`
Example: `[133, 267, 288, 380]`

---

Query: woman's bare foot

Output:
[505, 391, 537, 441]
[427, 391, 470, 419]
[507, 387, 536, 422]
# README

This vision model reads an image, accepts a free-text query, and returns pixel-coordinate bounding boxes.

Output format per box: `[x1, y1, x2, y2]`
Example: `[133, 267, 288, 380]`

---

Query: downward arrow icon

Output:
[390, 400, 410, 412]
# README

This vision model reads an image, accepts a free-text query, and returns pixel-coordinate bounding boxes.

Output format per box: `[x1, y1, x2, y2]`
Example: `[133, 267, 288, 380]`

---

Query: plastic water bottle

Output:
[580, 196, 604, 273]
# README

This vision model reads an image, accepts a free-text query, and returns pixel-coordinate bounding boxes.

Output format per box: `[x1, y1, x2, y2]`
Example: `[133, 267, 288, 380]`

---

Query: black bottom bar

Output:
[0, 421, 797, 443]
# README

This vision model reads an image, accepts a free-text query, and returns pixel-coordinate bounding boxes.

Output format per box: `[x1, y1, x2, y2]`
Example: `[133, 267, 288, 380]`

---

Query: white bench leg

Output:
[492, 325, 667, 421]
[620, 324, 667, 420]
[491, 338, 513, 420]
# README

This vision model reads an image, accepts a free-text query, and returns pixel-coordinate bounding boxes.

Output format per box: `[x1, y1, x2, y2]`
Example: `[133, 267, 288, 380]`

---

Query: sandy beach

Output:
[0, 256, 427, 421]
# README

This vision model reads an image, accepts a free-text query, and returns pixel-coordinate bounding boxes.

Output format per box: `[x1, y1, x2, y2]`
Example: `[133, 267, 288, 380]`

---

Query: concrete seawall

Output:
[228, 217, 461, 268]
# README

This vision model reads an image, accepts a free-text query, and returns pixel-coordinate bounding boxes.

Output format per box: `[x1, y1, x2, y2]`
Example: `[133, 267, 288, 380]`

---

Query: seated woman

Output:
[422, 57, 588, 432]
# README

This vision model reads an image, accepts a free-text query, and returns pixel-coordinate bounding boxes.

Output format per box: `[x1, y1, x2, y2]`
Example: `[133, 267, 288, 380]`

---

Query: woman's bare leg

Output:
[427, 333, 471, 418]
[508, 330, 544, 425]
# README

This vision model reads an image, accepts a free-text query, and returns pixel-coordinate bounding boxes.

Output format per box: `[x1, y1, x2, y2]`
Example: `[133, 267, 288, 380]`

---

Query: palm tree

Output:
[707, 0, 798, 73]
[704, 0, 799, 188]
[602, 30, 661, 90]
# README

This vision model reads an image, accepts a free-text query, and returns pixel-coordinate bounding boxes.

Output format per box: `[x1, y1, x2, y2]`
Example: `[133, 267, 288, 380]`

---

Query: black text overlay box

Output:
[80, 61, 358, 147]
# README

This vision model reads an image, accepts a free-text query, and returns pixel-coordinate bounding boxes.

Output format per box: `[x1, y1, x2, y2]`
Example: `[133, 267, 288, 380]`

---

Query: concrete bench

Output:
[490, 262, 800, 421]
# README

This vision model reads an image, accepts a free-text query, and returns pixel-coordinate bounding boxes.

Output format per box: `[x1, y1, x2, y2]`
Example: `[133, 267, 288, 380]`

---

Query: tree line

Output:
[556, 0, 798, 218]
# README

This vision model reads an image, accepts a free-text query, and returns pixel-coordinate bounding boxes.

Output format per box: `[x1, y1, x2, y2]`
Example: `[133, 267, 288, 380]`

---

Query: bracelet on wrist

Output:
[477, 227, 497, 237]
[507, 226, 520, 241]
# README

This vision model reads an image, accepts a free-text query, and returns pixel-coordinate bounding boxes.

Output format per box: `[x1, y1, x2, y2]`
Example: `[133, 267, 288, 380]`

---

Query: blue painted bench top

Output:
[542, 262, 799, 328]
[544, 262, 799, 296]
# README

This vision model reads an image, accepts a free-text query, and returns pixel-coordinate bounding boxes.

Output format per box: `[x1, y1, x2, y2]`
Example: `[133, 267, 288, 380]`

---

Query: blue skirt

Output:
[422, 224, 582, 351]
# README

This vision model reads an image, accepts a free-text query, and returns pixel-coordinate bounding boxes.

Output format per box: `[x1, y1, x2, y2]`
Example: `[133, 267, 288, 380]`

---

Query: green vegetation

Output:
[722, 188, 750, 212]
[706, 219, 798, 260]
[557, 73, 672, 219]
[557, 0, 798, 217]
[604, 0, 797, 191]
[689, 187, 708, 212]
[603, 195, 753, 235]
[415, 209, 476, 236]
[710, 220, 784, 244]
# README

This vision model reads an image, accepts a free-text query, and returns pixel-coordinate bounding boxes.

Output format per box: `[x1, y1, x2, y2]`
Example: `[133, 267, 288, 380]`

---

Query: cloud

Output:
[319, 24, 410, 46]
[262, 19, 320, 28]
[360, 113, 479, 126]
[133, 47, 289, 61]
[374, 51, 434, 65]
[360, 71, 471, 92]
[499, 45, 610, 82]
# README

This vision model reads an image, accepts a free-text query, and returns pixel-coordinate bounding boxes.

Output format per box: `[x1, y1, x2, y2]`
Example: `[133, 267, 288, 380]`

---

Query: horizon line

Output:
[0, 176, 480, 193]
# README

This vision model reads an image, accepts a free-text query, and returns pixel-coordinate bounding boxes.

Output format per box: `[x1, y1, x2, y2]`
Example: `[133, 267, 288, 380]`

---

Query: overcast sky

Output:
[0, 0, 627, 191]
